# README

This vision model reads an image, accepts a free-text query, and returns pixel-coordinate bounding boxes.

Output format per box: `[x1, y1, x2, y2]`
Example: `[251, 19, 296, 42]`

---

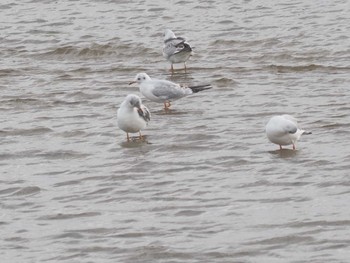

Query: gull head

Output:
[129, 72, 151, 85]
[125, 94, 142, 109]
[164, 29, 176, 41]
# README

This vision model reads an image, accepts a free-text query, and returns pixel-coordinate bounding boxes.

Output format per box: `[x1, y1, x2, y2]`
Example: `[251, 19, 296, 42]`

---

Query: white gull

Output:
[117, 94, 151, 141]
[265, 114, 311, 150]
[129, 72, 211, 110]
[162, 29, 193, 72]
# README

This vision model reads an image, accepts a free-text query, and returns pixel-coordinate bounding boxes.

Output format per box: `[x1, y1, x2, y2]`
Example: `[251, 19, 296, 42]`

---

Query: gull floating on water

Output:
[129, 72, 211, 110]
[265, 114, 311, 150]
[163, 29, 193, 72]
[117, 94, 151, 141]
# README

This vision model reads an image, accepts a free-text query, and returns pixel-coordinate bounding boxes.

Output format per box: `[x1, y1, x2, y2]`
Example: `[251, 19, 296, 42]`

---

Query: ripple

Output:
[175, 210, 205, 216]
[1, 0, 350, 262]
[13, 186, 41, 196]
[39, 212, 101, 220]
[0, 127, 53, 137]
[267, 64, 350, 73]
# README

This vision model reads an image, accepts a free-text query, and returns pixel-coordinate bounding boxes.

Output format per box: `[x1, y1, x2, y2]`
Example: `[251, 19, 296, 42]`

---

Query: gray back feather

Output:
[163, 38, 188, 57]
[151, 80, 186, 100]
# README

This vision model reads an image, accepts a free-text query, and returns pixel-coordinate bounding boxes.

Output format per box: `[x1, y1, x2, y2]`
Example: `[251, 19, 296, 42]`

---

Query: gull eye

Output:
[137, 77, 141, 81]
[142, 77, 146, 80]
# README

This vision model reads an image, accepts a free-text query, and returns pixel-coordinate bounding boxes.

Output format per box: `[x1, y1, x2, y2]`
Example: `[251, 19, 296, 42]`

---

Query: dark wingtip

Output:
[189, 84, 212, 93]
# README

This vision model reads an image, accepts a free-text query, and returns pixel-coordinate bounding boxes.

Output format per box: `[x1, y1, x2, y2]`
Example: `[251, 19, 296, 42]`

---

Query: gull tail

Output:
[189, 84, 212, 93]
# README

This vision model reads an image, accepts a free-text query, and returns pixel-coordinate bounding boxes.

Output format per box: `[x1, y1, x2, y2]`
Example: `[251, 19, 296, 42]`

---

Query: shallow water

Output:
[1, 0, 350, 262]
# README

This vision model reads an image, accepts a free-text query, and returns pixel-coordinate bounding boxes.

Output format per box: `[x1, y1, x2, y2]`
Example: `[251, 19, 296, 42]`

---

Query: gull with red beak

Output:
[117, 94, 151, 141]
[129, 72, 211, 111]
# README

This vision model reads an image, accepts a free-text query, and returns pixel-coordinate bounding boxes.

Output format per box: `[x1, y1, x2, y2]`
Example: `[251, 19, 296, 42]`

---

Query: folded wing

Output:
[137, 106, 151, 122]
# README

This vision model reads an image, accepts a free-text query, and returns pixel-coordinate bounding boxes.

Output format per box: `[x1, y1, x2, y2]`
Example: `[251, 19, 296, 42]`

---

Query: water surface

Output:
[1, 0, 350, 262]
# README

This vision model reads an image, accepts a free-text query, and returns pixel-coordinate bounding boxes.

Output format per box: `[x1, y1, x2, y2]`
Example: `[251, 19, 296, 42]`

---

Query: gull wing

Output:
[163, 37, 189, 56]
[137, 105, 151, 122]
[151, 80, 185, 100]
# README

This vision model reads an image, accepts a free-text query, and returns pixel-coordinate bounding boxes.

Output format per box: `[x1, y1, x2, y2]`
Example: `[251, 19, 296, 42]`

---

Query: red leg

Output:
[164, 101, 171, 111]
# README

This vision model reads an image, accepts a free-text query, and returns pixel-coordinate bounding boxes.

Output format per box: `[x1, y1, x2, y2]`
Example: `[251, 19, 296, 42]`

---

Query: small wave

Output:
[0, 97, 54, 111]
[148, 7, 166, 12]
[0, 127, 53, 137]
[51, 232, 84, 240]
[210, 38, 280, 48]
[210, 39, 239, 47]
[13, 186, 41, 196]
[42, 44, 114, 57]
[0, 68, 20, 76]
[39, 212, 101, 220]
[267, 64, 350, 73]
[36, 151, 91, 160]
[0, 186, 41, 196]
[320, 123, 350, 129]
[0, 187, 21, 196]
[218, 20, 235, 25]
[38, 42, 157, 60]
[0, 3, 17, 9]
[213, 77, 238, 87]
[246, 235, 314, 246]
[175, 210, 205, 216]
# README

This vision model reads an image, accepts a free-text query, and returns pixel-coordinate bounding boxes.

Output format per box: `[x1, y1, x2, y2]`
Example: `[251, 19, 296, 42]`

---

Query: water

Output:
[1, 0, 350, 262]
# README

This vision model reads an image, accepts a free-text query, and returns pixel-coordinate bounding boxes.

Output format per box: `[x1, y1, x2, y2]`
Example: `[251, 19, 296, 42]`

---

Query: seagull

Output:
[117, 94, 151, 141]
[265, 115, 311, 150]
[129, 72, 211, 110]
[162, 29, 193, 73]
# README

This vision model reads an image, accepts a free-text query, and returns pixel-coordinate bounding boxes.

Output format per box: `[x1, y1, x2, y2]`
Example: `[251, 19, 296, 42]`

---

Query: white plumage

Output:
[265, 115, 311, 150]
[117, 94, 150, 141]
[129, 72, 211, 110]
[162, 29, 193, 72]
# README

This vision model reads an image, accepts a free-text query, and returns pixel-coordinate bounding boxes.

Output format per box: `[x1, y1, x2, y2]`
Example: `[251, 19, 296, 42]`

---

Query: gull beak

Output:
[129, 81, 136, 85]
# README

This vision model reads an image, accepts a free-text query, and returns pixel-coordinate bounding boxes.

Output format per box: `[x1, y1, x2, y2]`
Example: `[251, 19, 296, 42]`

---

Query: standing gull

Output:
[265, 115, 311, 150]
[117, 94, 151, 141]
[163, 29, 193, 73]
[129, 72, 211, 110]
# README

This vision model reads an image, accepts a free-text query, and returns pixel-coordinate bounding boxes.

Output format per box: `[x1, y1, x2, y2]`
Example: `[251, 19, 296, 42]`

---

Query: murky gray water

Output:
[1, 0, 350, 262]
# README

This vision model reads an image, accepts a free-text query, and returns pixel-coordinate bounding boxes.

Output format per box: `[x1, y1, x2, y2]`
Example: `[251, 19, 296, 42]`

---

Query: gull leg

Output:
[127, 133, 130, 142]
[279, 145, 282, 150]
[184, 62, 187, 73]
[292, 144, 296, 150]
[164, 101, 171, 111]
[171, 64, 174, 74]
[139, 131, 143, 140]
